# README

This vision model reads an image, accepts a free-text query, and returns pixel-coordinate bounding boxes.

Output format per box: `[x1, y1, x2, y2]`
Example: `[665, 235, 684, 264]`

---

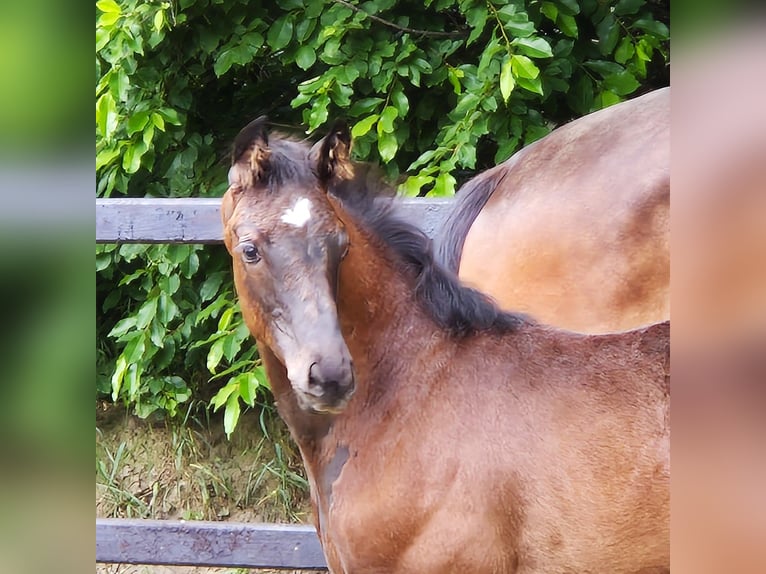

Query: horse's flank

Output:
[437, 88, 670, 333]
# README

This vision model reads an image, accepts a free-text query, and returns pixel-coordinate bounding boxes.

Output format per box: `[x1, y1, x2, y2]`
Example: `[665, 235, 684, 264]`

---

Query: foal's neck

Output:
[334, 209, 441, 389]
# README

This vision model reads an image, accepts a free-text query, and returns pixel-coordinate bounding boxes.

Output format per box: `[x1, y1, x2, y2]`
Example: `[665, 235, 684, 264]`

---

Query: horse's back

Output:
[446, 88, 670, 333]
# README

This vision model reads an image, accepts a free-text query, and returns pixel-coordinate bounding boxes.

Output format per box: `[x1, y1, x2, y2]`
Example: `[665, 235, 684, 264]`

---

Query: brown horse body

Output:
[222, 120, 670, 573]
[438, 87, 670, 333]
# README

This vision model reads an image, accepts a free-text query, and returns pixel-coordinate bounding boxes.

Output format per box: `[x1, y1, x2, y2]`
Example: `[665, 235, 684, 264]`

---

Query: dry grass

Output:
[96, 402, 319, 574]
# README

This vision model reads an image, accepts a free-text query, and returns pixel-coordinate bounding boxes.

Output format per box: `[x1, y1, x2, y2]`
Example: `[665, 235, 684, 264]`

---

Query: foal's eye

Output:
[238, 243, 261, 264]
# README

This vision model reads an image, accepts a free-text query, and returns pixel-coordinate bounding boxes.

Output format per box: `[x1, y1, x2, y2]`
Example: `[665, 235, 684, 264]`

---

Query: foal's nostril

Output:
[308, 362, 322, 389]
[308, 362, 353, 401]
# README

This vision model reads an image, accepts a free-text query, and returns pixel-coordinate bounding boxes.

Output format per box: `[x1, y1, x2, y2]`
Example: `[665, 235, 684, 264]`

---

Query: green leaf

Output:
[109, 67, 129, 101]
[557, 13, 578, 38]
[123, 140, 147, 174]
[554, 38, 575, 57]
[180, 251, 200, 278]
[391, 86, 409, 116]
[615, 37, 635, 64]
[123, 333, 146, 364]
[599, 89, 623, 108]
[603, 70, 640, 95]
[239, 373, 257, 407]
[307, 98, 330, 132]
[218, 307, 235, 331]
[633, 17, 669, 40]
[500, 59, 515, 103]
[126, 363, 142, 401]
[214, 49, 237, 76]
[127, 112, 149, 136]
[495, 135, 520, 163]
[96, 252, 112, 271]
[465, 6, 488, 45]
[555, 0, 580, 15]
[135, 298, 158, 330]
[96, 0, 121, 14]
[153, 9, 165, 32]
[596, 14, 620, 56]
[348, 97, 384, 116]
[166, 244, 191, 264]
[614, 0, 645, 15]
[378, 131, 398, 162]
[158, 292, 178, 324]
[584, 60, 624, 77]
[512, 36, 554, 58]
[295, 45, 316, 70]
[408, 149, 440, 171]
[267, 16, 294, 52]
[409, 66, 421, 87]
[431, 171, 456, 197]
[96, 147, 121, 171]
[242, 31, 264, 51]
[96, 93, 118, 139]
[98, 11, 120, 27]
[159, 108, 182, 125]
[96, 27, 111, 51]
[222, 333, 242, 361]
[252, 365, 270, 391]
[400, 174, 434, 197]
[111, 356, 128, 401]
[525, 124, 550, 145]
[516, 75, 544, 96]
[200, 273, 224, 302]
[454, 92, 480, 116]
[511, 55, 540, 79]
[149, 318, 165, 348]
[211, 381, 238, 411]
[504, 15, 536, 38]
[541, 2, 558, 22]
[447, 67, 462, 94]
[351, 115, 378, 138]
[224, 392, 241, 437]
[295, 17, 317, 42]
[166, 273, 180, 295]
[635, 38, 653, 61]
[142, 123, 154, 150]
[207, 339, 225, 373]
[412, 58, 433, 74]
[378, 106, 398, 133]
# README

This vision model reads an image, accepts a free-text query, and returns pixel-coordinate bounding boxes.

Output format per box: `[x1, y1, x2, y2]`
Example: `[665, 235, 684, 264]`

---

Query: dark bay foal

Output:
[221, 118, 670, 574]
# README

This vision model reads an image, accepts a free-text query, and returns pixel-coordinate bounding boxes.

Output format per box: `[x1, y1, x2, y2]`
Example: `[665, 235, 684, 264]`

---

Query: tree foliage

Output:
[96, 0, 669, 432]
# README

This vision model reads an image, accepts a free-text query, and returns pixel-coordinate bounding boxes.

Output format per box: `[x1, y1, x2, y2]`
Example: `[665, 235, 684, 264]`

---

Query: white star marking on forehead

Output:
[281, 197, 313, 227]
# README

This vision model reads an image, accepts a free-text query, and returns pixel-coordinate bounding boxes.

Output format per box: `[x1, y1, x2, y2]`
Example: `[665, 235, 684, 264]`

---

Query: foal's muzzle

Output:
[302, 358, 355, 413]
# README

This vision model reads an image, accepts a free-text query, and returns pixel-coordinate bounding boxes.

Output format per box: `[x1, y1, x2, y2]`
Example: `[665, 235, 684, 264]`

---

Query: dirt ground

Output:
[96, 401, 321, 573]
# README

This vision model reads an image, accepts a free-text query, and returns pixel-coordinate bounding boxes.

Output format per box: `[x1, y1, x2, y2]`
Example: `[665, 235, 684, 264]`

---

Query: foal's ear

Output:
[221, 184, 244, 252]
[230, 116, 271, 186]
[315, 119, 352, 183]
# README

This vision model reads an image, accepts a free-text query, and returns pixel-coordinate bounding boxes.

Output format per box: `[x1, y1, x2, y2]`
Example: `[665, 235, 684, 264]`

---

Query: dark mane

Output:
[328, 167, 529, 337]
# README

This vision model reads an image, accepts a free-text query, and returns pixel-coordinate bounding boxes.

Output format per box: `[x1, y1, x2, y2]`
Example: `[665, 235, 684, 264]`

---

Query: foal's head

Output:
[221, 118, 354, 414]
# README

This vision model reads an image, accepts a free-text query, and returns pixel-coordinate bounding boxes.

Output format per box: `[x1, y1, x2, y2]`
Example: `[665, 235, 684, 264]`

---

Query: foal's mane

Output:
[231, 119, 528, 337]
[327, 164, 529, 337]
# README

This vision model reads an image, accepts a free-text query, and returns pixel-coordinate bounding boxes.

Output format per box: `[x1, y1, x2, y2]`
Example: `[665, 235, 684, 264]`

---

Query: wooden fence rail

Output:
[96, 197, 453, 243]
[96, 197, 454, 569]
[96, 519, 327, 569]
